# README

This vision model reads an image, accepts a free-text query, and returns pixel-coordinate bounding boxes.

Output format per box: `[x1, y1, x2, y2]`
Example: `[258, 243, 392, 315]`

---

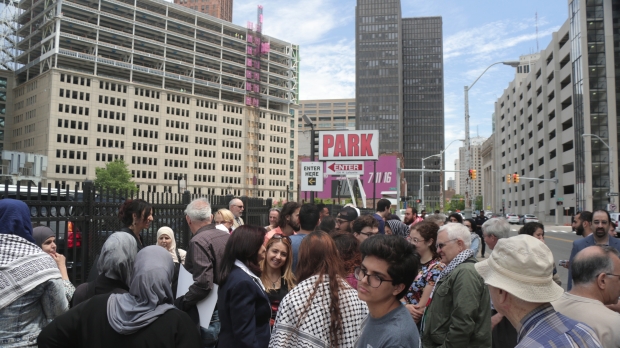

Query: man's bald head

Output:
[571, 246, 620, 285]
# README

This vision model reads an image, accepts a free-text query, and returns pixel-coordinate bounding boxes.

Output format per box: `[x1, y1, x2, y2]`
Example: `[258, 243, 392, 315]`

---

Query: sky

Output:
[230, 0, 569, 185]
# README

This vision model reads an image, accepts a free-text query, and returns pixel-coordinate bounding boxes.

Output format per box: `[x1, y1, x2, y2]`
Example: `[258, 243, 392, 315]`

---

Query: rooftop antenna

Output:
[536, 12, 539, 52]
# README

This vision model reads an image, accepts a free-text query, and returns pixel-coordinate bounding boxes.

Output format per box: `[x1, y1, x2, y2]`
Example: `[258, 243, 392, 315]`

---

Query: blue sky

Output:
[231, 0, 569, 184]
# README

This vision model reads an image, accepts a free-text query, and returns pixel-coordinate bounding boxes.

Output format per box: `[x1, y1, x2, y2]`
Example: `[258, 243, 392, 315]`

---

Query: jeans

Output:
[200, 310, 220, 348]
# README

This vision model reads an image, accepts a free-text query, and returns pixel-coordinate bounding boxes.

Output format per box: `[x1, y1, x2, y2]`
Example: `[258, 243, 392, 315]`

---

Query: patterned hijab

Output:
[386, 220, 410, 238]
[107, 246, 176, 334]
[0, 199, 61, 310]
[98, 232, 137, 286]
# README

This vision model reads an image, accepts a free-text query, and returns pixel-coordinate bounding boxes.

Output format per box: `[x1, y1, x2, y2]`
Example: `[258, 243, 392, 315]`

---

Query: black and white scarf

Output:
[429, 248, 475, 301]
[0, 234, 61, 310]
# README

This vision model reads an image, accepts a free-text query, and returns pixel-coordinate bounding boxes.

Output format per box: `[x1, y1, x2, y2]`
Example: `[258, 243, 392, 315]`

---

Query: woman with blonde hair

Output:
[157, 227, 186, 295]
[260, 234, 296, 327]
[214, 209, 235, 233]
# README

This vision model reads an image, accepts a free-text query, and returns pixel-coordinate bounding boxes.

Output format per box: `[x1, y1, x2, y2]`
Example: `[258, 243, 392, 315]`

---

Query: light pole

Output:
[422, 154, 441, 209]
[464, 60, 520, 219]
[302, 114, 316, 203]
[582, 133, 614, 210]
[439, 139, 464, 212]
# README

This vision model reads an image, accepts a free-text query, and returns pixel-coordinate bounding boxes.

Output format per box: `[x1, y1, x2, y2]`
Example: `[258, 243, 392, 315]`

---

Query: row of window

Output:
[195, 149, 216, 158]
[222, 152, 241, 161]
[60, 74, 91, 86]
[58, 119, 89, 130]
[167, 93, 190, 105]
[195, 162, 215, 170]
[196, 112, 217, 121]
[58, 104, 90, 116]
[135, 101, 160, 112]
[96, 138, 124, 148]
[223, 115, 242, 126]
[55, 150, 88, 160]
[56, 134, 88, 145]
[133, 142, 158, 152]
[132, 170, 157, 179]
[164, 159, 188, 168]
[269, 146, 287, 154]
[98, 110, 126, 120]
[99, 95, 126, 107]
[60, 89, 90, 101]
[222, 176, 241, 184]
[96, 153, 124, 162]
[194, 174, 216, 182]
[195, 137, 216, 145]
[270, 124, 287, 133]
[166, 133, 189, 143]
[55, 165, 87, 175]
[98, 124, 125, 134]
[133, 129, 159, 139]
[167, 106, 189, 116]
[222, 140, 241, 149]
[100, 81, 127, 93]
[222, 164, 241, 172]
[165, 146, 188, 155]
[135, 88, 159, 99]
[197, 99, 218, 110]
[135, 115, 159, 126]
[165, 119, 188, 129]
[132, 156, 157, 166]
[196, 124, 217, 134]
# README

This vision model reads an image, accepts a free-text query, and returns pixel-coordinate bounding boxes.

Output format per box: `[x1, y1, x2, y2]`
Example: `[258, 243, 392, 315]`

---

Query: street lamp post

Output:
[464, 60, 520, 219]
[582, 133, 614, 210]
[302, 114, 316, 203]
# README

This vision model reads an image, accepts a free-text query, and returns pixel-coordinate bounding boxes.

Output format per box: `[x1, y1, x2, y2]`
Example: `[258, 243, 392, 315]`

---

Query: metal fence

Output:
[1, 180, 272, 285]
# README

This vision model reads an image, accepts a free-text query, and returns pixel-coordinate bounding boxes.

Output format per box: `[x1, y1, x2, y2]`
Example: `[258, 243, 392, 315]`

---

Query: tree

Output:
[448, 194, 465, 211]
[94, 159, 138, 193]
[474, 196, 483, 211]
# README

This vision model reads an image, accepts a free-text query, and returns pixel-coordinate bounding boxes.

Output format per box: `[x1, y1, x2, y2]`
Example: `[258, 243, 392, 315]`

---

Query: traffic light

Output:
[416, 199, 421, 203]
[513, 173, 520, 183]
[471, 169, 477, 180]
[506, 174, 511, 183]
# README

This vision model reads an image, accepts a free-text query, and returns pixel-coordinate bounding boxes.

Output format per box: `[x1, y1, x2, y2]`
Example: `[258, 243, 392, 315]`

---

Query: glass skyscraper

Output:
[356, 0, 444, 208]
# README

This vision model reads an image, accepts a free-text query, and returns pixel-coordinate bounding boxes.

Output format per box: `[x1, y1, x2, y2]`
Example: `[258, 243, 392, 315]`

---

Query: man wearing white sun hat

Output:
[474, 235, 602, 348]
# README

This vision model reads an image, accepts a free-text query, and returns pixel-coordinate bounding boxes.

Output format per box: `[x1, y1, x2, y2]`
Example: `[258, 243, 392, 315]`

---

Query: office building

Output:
[172, 0, 232, 22]
[0, 70, 11, 161]
[480, 134, 495, 212]
[8, 0, 299, 199]
[494, 21, 576, 221]
[457, 136, 485, 200]
[297, 98, 356, 156]
[454, 159, 460, 194]
[447, 177, 455, 191]
[356, 0, 444, 208]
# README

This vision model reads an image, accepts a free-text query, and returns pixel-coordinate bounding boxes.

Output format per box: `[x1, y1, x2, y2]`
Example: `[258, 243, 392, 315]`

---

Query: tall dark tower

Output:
[356, 0, 444, 209]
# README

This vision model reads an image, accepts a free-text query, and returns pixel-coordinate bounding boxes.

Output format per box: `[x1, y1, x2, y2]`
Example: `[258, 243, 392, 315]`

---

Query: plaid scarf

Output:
[0, 234, 61, 310]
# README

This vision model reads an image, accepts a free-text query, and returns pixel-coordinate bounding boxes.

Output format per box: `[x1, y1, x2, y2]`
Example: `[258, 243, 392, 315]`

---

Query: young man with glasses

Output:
[351, 215, 379, 243]
[355, 234, 421, 348]
[336, 206, 358, 234]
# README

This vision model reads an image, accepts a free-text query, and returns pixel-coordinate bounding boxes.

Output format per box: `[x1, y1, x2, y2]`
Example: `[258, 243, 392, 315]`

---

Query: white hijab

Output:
[156, 227, 186, 264]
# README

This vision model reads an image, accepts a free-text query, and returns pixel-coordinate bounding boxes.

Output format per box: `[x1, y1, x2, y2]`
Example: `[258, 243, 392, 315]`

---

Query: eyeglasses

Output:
[605, 273, 620, 278]
[234, 205, 244, 209]
[271, 234, 290, 242]
[436, 238, 458, 250]
[336, 218, 349, 225]
[354, 266, 393, 288]
[407, 236, 423, 244]
[358, 231, 376, 237]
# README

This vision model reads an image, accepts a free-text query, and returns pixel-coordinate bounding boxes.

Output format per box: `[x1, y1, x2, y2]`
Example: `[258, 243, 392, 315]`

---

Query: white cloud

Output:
[299, 39, 356, 99]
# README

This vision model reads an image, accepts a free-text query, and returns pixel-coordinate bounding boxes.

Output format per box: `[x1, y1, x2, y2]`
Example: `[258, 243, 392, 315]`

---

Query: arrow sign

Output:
[301, 161, 323, 192]
[325, 161, 364, 175]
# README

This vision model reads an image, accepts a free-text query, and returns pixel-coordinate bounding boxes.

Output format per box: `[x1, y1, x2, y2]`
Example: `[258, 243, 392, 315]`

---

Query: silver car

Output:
[519, 214, 539, 225]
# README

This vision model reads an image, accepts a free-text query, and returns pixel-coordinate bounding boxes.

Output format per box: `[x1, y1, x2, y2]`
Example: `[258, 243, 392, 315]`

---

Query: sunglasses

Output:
[271, 234, 290, 242]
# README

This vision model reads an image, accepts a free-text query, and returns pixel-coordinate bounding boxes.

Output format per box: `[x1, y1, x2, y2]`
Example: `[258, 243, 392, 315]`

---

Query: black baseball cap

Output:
[337, 207, 358, 222]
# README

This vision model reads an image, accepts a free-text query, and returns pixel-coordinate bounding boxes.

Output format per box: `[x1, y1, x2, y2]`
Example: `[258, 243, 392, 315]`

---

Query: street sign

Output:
[318, 130, 379, 161]
[557, 197, 564, 201]
[301, 162, 323, 192]
[607, 192, 619, 197]
[325, 161, 364, 175]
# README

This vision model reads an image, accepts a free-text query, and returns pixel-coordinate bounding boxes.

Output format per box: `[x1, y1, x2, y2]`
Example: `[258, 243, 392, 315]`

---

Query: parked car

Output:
[507, 214, 520, 224]
[519, 214, 539, 225]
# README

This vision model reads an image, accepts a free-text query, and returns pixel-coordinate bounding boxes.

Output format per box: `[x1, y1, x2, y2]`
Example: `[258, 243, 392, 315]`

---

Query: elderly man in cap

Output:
[552, 246, 620, 347]
[475, 235, 602, 347]
[336, 206, 358, 234]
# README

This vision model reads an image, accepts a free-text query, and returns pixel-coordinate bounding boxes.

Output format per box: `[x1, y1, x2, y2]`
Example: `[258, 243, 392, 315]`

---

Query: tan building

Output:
[8, 0, 299, 200]
[0, 70, 12, 161]
[457, 136, 485, 199]
[297, 98, 356, 157]
[173, 0, 233, 22]
[480, 134, 495, 212]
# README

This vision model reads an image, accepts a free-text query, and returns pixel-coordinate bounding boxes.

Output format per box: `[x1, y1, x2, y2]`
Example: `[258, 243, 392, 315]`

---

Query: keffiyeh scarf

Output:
[0, 234, 61, 310]
[386, 220, 410, 238]
[429, 248, 475, 301]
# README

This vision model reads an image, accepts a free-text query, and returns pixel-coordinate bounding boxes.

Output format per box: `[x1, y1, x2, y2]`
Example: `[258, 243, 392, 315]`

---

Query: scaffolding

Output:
[0, 0, 19, 71]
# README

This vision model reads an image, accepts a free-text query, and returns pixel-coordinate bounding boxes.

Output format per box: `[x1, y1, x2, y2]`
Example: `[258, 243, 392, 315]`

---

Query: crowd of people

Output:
[0, 196, 617, 347]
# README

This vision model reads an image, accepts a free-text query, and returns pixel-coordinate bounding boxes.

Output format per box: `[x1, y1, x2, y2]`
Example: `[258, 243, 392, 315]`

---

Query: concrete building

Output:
[494, 20, 575, 222]
[9, 0, 299, 200]
[457, 136, 485, 200]
[454, 159, 460, 194]
[172, 0, 232, 22]
[297, 98, 356, 156]
[0, 70, 12, 162]
[447, 177, 455, 191]
[480, 134, 495, 212]
[356, 0, 444, 208]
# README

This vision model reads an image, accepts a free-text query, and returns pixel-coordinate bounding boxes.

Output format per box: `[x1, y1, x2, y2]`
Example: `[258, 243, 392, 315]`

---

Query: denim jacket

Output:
[0, 279, 69, 347]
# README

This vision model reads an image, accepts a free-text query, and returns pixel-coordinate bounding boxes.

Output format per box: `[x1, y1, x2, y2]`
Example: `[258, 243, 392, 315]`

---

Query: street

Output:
[507, 225, 578, 290]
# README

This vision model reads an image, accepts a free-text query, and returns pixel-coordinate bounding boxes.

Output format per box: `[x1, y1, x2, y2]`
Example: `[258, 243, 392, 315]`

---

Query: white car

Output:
[520, 214, 539, 224]
[507, 214, 520, 224]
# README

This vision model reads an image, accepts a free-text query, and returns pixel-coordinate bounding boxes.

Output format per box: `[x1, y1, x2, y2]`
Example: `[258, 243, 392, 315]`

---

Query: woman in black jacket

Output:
[217, 225, 270, 348]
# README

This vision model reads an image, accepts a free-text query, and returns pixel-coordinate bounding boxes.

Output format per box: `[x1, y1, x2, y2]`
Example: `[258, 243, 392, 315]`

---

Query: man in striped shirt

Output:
[475, 235, 602, 348]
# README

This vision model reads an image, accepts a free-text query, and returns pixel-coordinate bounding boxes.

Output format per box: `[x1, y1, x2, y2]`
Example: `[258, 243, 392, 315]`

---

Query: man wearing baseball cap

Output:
[475, 235, 602, 347]
[336, 206, 358, 234]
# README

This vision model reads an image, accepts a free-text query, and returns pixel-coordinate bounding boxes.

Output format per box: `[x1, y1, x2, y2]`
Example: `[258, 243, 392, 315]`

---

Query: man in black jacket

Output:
[474, 213, 488, 257]
[175, 198, 229, 348]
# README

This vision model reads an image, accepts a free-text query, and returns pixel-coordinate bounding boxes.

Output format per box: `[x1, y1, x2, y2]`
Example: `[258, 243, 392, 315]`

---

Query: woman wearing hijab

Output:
[218, 225, 270, 348]
[33, 226, 76, 303]
[385, 219, 410, 238]
[72, 232, 137, 307]
[156, 227, 186, 295]
[38, 246, 201, 348]
[0, 199, 69, 347]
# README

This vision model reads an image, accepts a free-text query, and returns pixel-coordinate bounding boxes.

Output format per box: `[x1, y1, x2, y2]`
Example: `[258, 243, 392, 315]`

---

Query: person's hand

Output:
[405, 304, 424, 323]
[491, 313, 503, 329]
[50, 252, 66, 267]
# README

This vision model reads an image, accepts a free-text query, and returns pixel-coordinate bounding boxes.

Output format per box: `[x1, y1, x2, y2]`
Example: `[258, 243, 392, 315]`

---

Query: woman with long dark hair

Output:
[404, 221, 445, 324]
[260, 234, 296, 327]
[464, 218, 481, 256]
[218, 225, 270, 348]
[117, 199, 153, 251]
[269, 231, 368, 348]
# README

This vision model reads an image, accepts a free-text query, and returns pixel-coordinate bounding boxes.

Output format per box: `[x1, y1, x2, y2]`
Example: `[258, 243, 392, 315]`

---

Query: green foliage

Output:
[94, 159, 138, 193]
[448, 194, 465, 211]
[474, 196, 483, 211]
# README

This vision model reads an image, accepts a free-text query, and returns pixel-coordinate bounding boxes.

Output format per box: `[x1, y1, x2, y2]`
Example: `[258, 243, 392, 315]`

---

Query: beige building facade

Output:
[297, 98, 356, 156]
[9, 0, 300, 200]
[480, 134, 495, 212]
[457, 136, 485, 199]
